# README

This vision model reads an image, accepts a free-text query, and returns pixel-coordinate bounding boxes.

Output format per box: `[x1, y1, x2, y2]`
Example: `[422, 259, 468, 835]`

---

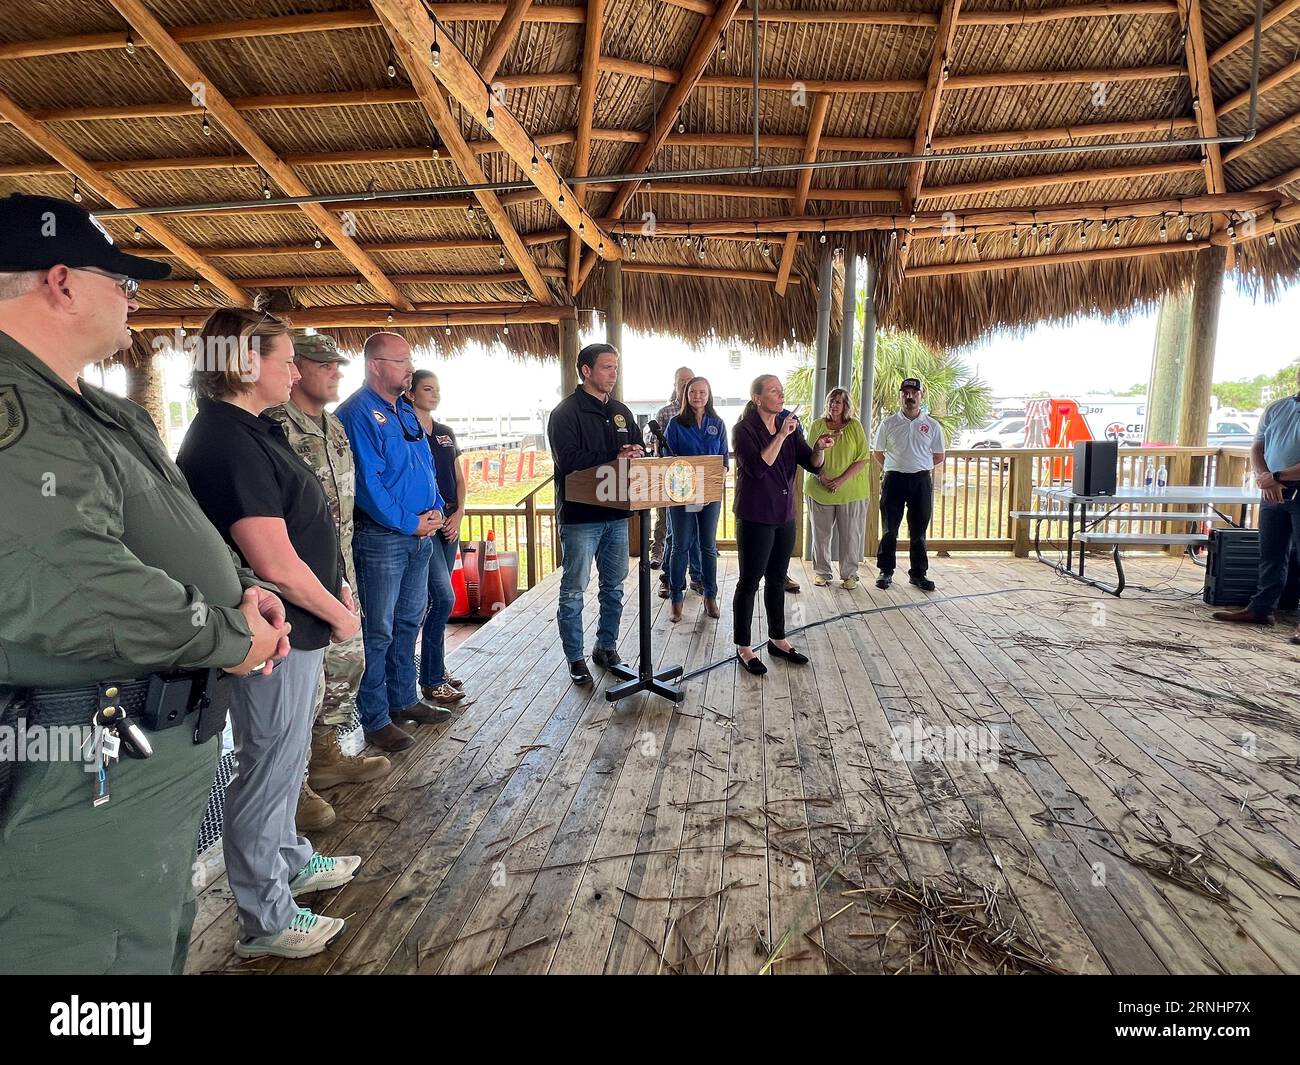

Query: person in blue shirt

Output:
[1214, 366, 1300, 642]
[664, 376, 728, 622]
[336, 334, 446, 752]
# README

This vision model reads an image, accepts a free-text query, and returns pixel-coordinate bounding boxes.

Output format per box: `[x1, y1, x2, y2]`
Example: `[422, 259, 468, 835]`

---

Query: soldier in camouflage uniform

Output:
[266, 333, 390, 830]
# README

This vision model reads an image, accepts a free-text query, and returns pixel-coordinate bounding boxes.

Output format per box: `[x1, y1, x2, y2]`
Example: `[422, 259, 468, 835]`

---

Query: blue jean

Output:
[662, 524, 702, 585]
[352, 523, 433, 731]
[557, 520, 629, 663]
[419, 532, 459, 689]
[1249, 496, 1300, 617]
[668, 502, 720, 602]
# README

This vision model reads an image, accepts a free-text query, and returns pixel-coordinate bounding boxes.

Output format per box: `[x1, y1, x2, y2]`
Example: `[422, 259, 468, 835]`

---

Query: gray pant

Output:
[224, 645, 326, 939]
[809, 497, 868, 581]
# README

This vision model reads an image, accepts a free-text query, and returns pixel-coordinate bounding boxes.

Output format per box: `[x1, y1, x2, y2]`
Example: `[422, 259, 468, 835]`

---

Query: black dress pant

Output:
[733, 518, 796, 647]
[877, 470, 933, 577]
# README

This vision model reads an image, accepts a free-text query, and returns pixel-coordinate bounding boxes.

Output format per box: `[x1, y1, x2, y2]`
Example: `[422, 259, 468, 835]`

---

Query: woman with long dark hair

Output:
[731, 375, 834, 674]
[663, 376, 727, 622]
[407, 369, 468, 707]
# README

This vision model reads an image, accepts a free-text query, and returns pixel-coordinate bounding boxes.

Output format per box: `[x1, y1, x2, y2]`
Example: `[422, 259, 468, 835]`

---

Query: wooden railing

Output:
[462, 478, 559, 591]
[463, 447, 1256, 593]
[864, 446, 1257, 557]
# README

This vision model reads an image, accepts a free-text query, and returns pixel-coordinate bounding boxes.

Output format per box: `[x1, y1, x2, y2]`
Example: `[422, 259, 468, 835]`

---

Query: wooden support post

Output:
[606, 258, 624, 403]
[861, 258, 880, 559]
[524, 489, 539, 589]
[1178, 244, 1227, 475]
[838, 251, 858, 393]
[813, 245, 833, 417]
[560, 317, 579, 396]
[1145, 286, 1192, 445]
[1010, 453, 1032, 558]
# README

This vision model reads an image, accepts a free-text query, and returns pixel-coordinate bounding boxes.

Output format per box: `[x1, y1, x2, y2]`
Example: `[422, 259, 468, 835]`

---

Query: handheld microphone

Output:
[647, 419, 673, 456]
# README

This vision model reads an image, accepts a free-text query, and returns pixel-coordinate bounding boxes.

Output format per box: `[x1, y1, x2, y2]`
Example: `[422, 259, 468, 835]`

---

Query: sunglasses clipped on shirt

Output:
[394, 393, 424, 442]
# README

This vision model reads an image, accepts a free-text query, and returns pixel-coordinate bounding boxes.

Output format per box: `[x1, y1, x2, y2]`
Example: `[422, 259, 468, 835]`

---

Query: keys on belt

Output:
[83, 683, 153, 808]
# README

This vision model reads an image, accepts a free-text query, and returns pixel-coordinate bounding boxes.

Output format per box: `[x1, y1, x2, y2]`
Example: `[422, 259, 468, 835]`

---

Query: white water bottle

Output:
[1144, 457, 1155, 491]
[1156, 463, 1168, 492]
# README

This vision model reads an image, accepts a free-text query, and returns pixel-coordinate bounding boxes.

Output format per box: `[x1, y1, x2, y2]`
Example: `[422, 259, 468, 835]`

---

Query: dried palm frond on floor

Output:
[846, 877, 1066, 975]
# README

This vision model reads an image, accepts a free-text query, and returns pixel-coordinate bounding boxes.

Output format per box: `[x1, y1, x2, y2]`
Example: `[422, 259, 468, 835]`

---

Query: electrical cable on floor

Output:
[679, 584, 1057, 683]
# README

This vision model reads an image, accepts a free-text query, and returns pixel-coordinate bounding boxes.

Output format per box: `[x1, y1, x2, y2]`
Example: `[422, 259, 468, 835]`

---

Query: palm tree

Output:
[785, 328, 991, 437]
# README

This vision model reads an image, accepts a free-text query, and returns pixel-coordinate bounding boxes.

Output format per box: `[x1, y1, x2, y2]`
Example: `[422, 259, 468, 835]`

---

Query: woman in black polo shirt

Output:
[408, 369, 467, 705]
[177, 309, 361, 961]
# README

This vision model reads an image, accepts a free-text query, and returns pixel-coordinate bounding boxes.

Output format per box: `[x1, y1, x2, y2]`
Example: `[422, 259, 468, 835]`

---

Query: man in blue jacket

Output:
[336, 333, 446, 751]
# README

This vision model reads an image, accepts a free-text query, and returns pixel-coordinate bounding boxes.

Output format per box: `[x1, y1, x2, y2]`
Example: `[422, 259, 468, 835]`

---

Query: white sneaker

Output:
[289, 852, 361, 896]
[234, 907, 347, 959]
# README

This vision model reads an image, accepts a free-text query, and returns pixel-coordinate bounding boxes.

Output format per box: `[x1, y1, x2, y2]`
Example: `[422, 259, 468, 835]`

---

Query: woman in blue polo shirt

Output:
[663, 377, 728, 622]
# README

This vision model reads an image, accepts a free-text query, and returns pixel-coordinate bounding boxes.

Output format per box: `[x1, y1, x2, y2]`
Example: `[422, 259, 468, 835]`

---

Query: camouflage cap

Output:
[292, 332, 349, 365]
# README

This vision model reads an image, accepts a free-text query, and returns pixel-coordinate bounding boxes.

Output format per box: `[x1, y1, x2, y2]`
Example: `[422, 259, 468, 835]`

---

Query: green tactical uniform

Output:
[265, 333, 361, 729]
[0, 330, 264, 975]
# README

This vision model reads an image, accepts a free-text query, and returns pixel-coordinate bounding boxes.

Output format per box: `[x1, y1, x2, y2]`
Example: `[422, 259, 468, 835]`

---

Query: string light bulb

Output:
[530, 147, 539, 173]
[261, 174, 272, 199]
[970, 230, 978, 250]
[355, 279, 363, 291]
[719, 31, 727, 59]
[72, 176, 82, 203]
[386, 54, 397, 78]
[201, 111, 211, 136]
[558, 191, 565, 207]
[1159, 218, 1168, 242]
[498, 247, 506, 267]
[1268, 232, 1277, 246]
[503, 324, 510, 335]
[387, 312, 394, 322]
[677, 112, 685, 134]
[466, 203, 476, 220]
[133, 224, 143, 241]
[1011, 228, 1019, 246]
[313, 236, 323, 249]
[430, 22, 441, 68]
[125, 30, 135, 55]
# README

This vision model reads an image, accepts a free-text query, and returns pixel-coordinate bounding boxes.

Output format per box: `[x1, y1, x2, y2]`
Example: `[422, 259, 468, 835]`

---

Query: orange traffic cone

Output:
[481, 530, 506, 616]
[450, 544, 470, 618]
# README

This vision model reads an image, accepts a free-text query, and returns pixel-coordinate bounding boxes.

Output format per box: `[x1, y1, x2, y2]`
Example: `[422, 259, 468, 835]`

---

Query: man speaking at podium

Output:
[547, 343, 644, 686]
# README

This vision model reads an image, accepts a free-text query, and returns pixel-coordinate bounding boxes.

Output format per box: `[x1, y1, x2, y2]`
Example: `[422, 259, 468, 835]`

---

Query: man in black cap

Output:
[872, 377, 946, 591]
[0, 195, 291, 974]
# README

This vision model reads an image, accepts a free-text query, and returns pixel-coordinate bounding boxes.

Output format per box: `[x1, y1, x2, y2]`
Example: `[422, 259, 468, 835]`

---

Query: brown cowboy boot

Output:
[307, 725, 392, 790]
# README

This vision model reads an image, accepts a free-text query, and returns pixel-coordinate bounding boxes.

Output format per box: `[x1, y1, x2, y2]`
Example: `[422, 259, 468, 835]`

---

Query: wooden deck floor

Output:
[187, 553, 1300, 975]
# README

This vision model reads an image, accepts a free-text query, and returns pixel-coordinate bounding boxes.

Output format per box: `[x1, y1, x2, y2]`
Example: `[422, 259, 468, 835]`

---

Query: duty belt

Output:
[8, 667, 230, 743]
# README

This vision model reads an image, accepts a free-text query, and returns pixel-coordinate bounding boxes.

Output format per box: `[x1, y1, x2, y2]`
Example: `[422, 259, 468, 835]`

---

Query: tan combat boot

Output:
[307, 725, 392, 790]
[296, 779, 336, 831]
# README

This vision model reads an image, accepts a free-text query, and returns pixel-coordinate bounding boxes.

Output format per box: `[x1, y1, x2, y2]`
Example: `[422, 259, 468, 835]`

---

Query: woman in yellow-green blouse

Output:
[804, 387, 871, 589]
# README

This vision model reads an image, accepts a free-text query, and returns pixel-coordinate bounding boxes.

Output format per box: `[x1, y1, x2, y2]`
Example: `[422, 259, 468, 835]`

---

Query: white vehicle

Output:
[1207, 416, 1257, 448]
[963, 416, 1026, 449]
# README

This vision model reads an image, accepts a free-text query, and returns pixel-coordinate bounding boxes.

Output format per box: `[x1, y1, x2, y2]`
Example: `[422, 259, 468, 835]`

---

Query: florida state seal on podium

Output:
[565, 454, 725, 704]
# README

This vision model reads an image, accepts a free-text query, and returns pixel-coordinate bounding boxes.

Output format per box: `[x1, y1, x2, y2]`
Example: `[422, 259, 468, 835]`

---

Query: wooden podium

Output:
[565, 454, 725, 704]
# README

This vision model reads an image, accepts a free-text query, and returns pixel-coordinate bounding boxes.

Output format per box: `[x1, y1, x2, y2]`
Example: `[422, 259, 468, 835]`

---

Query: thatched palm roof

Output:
[2, 0, 1299, 357]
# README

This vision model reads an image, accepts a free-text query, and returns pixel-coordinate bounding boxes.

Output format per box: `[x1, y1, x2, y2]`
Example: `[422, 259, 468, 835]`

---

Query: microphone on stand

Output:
[646, 419, 673, 456]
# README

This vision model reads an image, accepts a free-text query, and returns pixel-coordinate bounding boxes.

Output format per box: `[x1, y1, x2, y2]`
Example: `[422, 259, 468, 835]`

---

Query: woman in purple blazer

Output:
[730, 374, 833, 675]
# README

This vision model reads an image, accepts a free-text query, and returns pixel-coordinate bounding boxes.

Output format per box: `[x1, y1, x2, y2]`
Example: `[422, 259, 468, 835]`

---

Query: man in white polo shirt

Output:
[872, 377, 945, 591]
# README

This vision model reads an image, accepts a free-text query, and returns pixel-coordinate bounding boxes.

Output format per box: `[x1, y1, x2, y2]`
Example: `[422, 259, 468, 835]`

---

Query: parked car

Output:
[1207, 417, 1257, 449]
[963, 417, 1026, 449]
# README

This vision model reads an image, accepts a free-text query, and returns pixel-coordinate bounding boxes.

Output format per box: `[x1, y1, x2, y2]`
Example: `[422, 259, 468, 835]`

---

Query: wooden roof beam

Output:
[368, 2, 555, 304]
[130, 303, 577, 330]
[904, 238, 1209, 278]
[478, 0, 534, 84]
[569, 0, 606, 296]
[0, 2, 1187, 64]
[143, 269, 568, 290]
[1210, 0, 1300, 66]
[899, 0, 963, 267]
[1224, 107, 1300, 162]
[1220, 56, 1300, 115]
[774, 93, 830, 296]
[107, 0, 411, 312]
[604, 190, 1286, 236]
[371, 0, 613, 279]
[0, 87, 249, 306]
[576, 0, 743, 290]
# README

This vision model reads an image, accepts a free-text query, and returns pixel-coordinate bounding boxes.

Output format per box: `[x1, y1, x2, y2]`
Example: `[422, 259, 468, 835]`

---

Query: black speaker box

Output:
[1072, 440, 1118, 496]
[1203, 528, 1260, 607]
